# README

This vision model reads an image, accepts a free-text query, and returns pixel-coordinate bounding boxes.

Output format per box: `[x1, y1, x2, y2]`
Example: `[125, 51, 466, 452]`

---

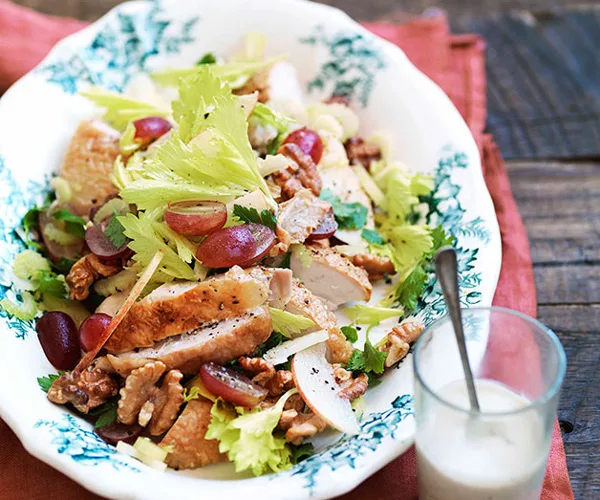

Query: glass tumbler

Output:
[413, 307, 566, 500]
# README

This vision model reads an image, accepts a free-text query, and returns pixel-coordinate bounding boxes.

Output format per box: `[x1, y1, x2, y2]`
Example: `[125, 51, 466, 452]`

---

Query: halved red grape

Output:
[306, 210, 338, 241]
[199, 362, 268, 407]
[85, 216, 129, 259]
[238, 224, 277, 267]
[96, 422, 143, 445]
[133, 116, 172, 145]
[36, 311, 81, 370]
[195, 223, 275, 268]
[79, 313, 112, 352]
[283, 128, 324, 164]
[164, 201, 227, 236]
[38, 210, 85, 263]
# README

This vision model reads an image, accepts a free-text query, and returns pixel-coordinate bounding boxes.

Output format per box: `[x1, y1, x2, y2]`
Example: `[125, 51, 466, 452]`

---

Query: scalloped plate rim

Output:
[0, 0, 501, 498]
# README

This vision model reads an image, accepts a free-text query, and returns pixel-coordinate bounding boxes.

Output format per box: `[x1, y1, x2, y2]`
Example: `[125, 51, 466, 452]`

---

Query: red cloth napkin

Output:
[0, 2, 574, 499]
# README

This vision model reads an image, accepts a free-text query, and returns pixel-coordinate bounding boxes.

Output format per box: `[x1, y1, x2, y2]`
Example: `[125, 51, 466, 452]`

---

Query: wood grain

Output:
[538, 305, 600, 500]
[509, 160, 600, 499]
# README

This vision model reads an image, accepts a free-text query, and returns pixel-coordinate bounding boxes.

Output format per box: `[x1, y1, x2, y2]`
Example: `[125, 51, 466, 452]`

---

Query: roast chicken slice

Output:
[104, 266, 269, 353]
[275, 189, 331, 249]
[290, 246, 372, 309]
[246, 266, 292, 308]
[59, 119, 120, 216]
[284, 279, 353, 364]
[107, 305, 272, 375]
[161, 397, 226, 470]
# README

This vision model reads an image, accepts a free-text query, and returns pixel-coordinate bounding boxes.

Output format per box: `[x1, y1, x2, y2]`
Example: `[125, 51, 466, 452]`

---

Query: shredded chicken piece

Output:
[333, 364, 369, 401]
[279, 409, 299, 429]
[271, 189, 331, 256]
[378, 321, 425, 367]
[307, 239, 330, 249]
[351, 253, 395, 281]
[117, 361, 184, 435]
[273, 143, 322, 200]
[238, 356, 294, 396]
[245, 267, 293, 308]
[269, 225, 292, 258]
[47, 368, 118, 414]
[66, 254, 121, 301]
[344, 137, 382, 170]
[233, 70, 269, 102]
[249, 123, 278, 156]
[290, 246, 372, 308]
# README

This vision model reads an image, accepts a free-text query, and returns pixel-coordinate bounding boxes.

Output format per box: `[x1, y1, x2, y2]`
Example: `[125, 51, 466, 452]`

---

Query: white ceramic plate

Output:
[0, 0, 501, 498]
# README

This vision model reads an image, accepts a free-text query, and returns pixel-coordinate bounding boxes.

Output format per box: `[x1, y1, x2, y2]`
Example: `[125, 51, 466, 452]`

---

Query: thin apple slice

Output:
[292, 342, 361, 435]
[263, 329, 328, 366]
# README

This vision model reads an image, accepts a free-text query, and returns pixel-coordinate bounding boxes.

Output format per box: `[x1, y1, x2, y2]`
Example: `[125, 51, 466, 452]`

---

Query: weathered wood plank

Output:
[562, 444, 600, 500]
[538, 304, 600, 333]
[506, 161, 600, 264]
[538, 305, 600, 499]
[534, 265, 600, 305]
[506, 161, 600, 201]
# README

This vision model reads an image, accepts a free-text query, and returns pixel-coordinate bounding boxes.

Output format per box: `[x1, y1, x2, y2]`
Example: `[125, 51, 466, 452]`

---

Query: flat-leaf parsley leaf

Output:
[105, 217, 128, 248]
[319, 189, 368, 230]
[233, 205, 277, 231]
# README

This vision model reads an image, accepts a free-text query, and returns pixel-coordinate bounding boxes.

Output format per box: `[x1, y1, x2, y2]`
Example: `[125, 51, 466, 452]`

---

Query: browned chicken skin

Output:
[107, 305, 272, 375]
[104, 267, 269, 353]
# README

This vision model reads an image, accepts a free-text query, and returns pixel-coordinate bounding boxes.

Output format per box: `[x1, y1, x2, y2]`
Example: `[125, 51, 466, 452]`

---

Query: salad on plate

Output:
[2, 33, 452, 475]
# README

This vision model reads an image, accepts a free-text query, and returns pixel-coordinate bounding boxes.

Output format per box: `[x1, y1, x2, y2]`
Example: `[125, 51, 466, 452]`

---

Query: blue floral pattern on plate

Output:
[35, 414, 139, 471]
[287, 394, 413, 493]
[37, 3, 198, 93]
[300, 26, 386, 107]
[0, 156, 48, 339]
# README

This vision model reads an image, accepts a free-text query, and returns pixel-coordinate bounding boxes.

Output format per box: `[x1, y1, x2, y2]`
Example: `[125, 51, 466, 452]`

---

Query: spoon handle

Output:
[434, 247, 481, 412]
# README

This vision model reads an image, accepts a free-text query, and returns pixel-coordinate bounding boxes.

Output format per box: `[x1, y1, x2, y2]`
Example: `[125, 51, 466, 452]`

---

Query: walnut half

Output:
[378, 321, 425, 368]
[344, 137, 382, 170]
[238, 356, 294, 397]
[333, 364, 369, 401]
[47, 368, 118, 414]
[272, 143, 322, 200]
[351, 253, 395, 281]
[118, 361, 184, 435]
[66, 254, 121, 301]
[279, 410, 327, 445]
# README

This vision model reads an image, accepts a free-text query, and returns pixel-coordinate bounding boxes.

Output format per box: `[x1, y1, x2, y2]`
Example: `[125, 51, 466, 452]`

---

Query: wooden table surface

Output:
[9, 0, 600, 498]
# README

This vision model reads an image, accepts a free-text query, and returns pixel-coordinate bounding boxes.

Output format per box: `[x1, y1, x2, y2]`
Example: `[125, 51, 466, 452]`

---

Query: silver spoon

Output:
[434, 247, 480, 412]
